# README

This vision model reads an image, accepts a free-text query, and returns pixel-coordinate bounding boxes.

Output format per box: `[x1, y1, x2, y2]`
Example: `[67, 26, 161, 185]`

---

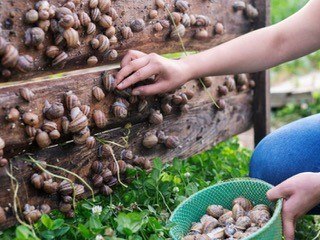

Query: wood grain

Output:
[0, 92, 253, 229]
[0, 0, 255, 82]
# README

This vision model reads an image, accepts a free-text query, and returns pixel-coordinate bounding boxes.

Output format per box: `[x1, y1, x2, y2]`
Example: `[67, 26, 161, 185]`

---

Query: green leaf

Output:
[41, 214, 53, 230]
[78, 224, 92, 238]
[153, 158, 162, 170]
[40, 230, 55, 240]
[115, 212, 144, 236]
[54, 226, 69, 237]
[89, 215, 102, 230]
[15, 226, 31, 240]
[52, 219, 64, 230]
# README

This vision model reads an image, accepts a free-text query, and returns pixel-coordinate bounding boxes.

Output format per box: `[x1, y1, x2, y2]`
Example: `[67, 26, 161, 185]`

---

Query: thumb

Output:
[282, 203, 296, 240]
[267, 184, 291, 201]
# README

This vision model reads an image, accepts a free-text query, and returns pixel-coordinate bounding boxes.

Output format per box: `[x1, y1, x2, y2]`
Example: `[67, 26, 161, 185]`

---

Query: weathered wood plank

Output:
[0, 68, 244, 156]
[0, 0, 255, 81]
[252, 0, 270, 145]
[0, 92, 253, 229]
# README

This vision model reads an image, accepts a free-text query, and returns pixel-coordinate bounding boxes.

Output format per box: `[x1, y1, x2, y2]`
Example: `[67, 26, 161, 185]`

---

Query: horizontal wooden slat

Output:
[0, 92, 253, 229]
[0, 66, 246, 157]
[0, 0, 255, 81]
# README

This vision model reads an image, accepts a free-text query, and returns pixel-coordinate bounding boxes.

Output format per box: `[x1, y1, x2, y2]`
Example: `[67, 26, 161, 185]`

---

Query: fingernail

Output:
[132, 90, 140, 95]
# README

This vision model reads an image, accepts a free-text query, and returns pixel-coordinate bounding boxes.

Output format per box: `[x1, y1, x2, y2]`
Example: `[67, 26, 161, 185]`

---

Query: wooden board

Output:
[0, 92, 253, 229]
[0, 68, 247, 157]
[0, 0, 255, 82]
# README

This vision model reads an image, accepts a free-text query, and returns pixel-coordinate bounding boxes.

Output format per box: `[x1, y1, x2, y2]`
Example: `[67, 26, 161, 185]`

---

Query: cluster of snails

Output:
[142, 130, 180, 149]
[23, 203, 51, 224]
[0, 36, 35, 77]
[233, 1, 259, 20]
[183, 197, 272, 240]
[0, 137, 7, 167]
[30, 160, 85, 218]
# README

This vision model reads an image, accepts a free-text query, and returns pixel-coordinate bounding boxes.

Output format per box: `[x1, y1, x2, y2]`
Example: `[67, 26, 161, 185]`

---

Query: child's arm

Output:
[116, 0, 320, 96]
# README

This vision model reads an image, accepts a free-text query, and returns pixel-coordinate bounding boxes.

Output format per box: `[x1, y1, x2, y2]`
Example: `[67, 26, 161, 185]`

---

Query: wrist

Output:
[178, 56, 198, 81]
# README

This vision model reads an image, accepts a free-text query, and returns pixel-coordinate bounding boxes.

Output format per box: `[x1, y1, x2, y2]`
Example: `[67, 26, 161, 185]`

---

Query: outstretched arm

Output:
[116, 0, 320, 95]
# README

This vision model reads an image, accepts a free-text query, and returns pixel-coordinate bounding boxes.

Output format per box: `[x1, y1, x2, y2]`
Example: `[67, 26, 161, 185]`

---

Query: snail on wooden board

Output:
[142, 131, 159, 149]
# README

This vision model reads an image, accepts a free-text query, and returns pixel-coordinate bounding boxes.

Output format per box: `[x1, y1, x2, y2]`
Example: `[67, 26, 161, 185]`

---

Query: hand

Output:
[116, 50, 190, 96]
[267, 172, 320, 240]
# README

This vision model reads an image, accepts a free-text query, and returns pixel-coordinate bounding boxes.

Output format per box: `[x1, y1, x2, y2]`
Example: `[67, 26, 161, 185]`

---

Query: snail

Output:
[245, 226, 260, 234]
[214, 22, 224, 35]
[73, 127, 90, 144]
[38, 20, 51, 32]
[149, 109, 163, 125]
[202, 219, 219, 234]
[24, 27, 45, 47]
[0, 37, 7, 56]
[92, 161, 103, 174]
[90, 0, 99, 8]
[86, 136, 96, 149]
[41, 172, 52, 181]
[46, 46, 60, 59]
[121, 26, 133, 39]
[195, 15, 211, 27]
[182, 14, 191, 27]
[218, 211, 234, 226]
[79, 11, 91, 26]
[249, 80, 256, 88]
[98, 0, 111, 13]
[161, 103, 172, 115]
[0, 158, 8, 167]
[235, 216, 251, 230]
[156, 130, 167, 144]
[31, 173, 44, 189]
[5, 108, 20, 122]
[99, 14, 112, 29]
[75, 184, 85, 198]
[59, 202, 72, 213]
[26, 126, 37, 138]
[102, 72, 116, 91]
[245, 4, 259, 19]
[92, 174, 104, 188]
[1, 45, 19, 68]
[80, 105, 91, 117]
[175, 0, 189, 13]
[59, 180, 74, 196]
[43, 100, 65, 120]
[73, 13, 81, 29]
[25, 9, 39, 24]
[43, 179, 59, 194]
[35, 1, 50, 11]
[68, 114, 88, 133]
[253, 204, 270, 212]
[96, 34, 110, 53]
[121, 149, 133, 161]
[49, 130, 61, 140]
[170, 12, 182, 26]
[207, 205, 224, 219]
[22, 112, 39, 127]
[99, 144, 114, 158]
[109, 160, 126, 175]
[108, 7, 118, 20]
[16, 55, 35, 73]
[233, 1, 246, 11]
[149, 10, 158, 19]
[225, 76, 236, 91]
[130, 19, 145, 32]
[232, 203, 245, 220]
[87, 22, 97, 35]
[55, 7, 73, 19]
[61, 116, 70, 134]
[71, 107, 84, 121]
[224, 224, 237, 237]
[218, 85, 228, 96]
[160, 19, 170, 28]
[23, 204, 41, 224]
[133, 156, 151, 170]
[52, 51, 68, 68]
[155, 0, 165, 9]
[200, 214, 216, 224]
[36, 130, 51, 148]
[92, 86, 105, 101]
[105, 26, 116, 38]
[40, 204, 51, 214]
[249, 209, 270, 226]
[194, 29, 209, 40]
[112, 101, 128, 119]
[100, 185, 113, 196]
[164, 136, 180, 149]
[2, 69, 11, 78]
[63, 28, 80, 48]
[91, 8, 102, 22]
[42, 120, 57, 133]
[190, 222, 203, 235]
[154, 22, 163, 32]
[64, 1, 76, 11]
[180, 104, 190, 113]
[142, 132, 158, 148]
[172, 94, 183, 105]
[105, 49, 118, 61]
[101, 169, 113, 183]
[62, 195, 73, 203]
[184, 90, 194, 100]
[65, 91, 81, 110]
[32, 160, 47, 172]
[59, 14, 75, 29]
[87, 56, 98, 66]
[217, 99, 226, 111]
[232, 197, 253, 211]
[202, 77, 213, 88]
[93, 110, 107, 128]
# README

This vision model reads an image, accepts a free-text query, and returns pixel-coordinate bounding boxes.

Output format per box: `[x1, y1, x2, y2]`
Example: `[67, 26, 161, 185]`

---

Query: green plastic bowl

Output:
[169, 178, 283, 240]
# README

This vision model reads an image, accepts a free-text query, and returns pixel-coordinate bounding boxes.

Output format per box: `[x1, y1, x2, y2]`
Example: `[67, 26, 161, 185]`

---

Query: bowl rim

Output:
[169, 177, 283, 240]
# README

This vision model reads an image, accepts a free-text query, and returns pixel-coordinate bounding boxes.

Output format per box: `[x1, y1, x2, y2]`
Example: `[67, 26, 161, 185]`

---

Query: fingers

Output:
[118, 65, 159, 90]
[267, 183, 292, 201]
[132, 81, 170, 96]
[120, 50, 147, 68]
[116, 56, 150, 85]
[282, 200, 296, 240]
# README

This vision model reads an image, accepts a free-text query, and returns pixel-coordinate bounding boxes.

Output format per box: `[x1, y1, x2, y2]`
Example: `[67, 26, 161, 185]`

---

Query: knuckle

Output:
[134, 69, 142, 78]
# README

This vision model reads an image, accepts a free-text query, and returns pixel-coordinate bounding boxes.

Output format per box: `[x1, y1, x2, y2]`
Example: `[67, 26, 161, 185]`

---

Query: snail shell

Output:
[249, 209, 270, 225]
[41, 172, 52, 181]
[142, 132, 158, 148]
[1, 45, 19, 68]
[101, 169, 113, 183]
[180, 104, 190, 113]
[38, 20, 51, 32]
[149, 10, 158, 19]
[55, 7, 73, 19]
[25, 9, 39, 24]
[59, 202, 72, 213]
[233, 1, 246, 11]
[75, 184, 85, 197]
[224, 224, 237, 237]
[100, 185, 113, 196]
[63, 28, 80, 48]
[156, 130, 167, 144]
[195, 15, 211, 27]
[164, 136, 180, 149]
[91, 8, 102, 22]
[249, 80, 256, 88]
[38, 9, 50, 21]
[130, 19, 145, 32]
[120, 149, 133, 161]
[99, 14, 112, 28]
[225, 76, 236, 91]
[79, 11, 91, 26]
[245, 226, 260, 234]
[102, 72, 116, 91]
[218, 85, 228, 96]
[92, 160, 103, 174]
[161, 103, 172, 115]
[202, 219, 219, 234]
[207, 205, 225, 218]
[26, 125, 37, 138]
[107, 7, 118, 20]
[190, 222, 203, 234]
[64, 1, 76, 12]
[0, 37, 7, 56]
[217, 99, 226, 111]
[92, 86, 106, 101]
[160, 19, 170, 28]
[93, 110, 107, 128]
[215, 22, 224, 35]
[42, 120, 58, 132]
[245, 4, 259, 19]
[46, 46, 60, 59]
[31, 173, 44, 189]
[61, 116, 70, 134]
[36, 130, 51, 148]
[252, 204, 270, 212]
[43, 179, 58, 194]
[155, 0, 165, 9]
[105, 49, 118, 61]
[59, 180, 73, 196]
[109, 160, 127, 175]
[71, 107, 83, 120]
[218, 211, 234, 226]
[194, 29, 209, 41]
[235, 216, 251, 230]
[200, 214, 217, 224]
[5, 108, 20, 122]
[232, 203, 245, 220]
[98, 0, 111, 13]
[44, 100, 65, 120]
[202, 76, 213, 87]
[35, 1, 49, 11]
[90, 0, 99, 8]
[73, 13, 81, 29]
[93, 174, 104, 188]
[69, 115, 88, 133]
[149, 109, 163, 125]
[49, 130, 61, 140]
[59, 14, 75, 29]
[24, 208, 41, 224]
[65, 91, 81, 110]
[170, 24, 186, 41]
[99, 144, 114, 158]
[121, 26, 133, 39]
[52, 51, 68, 68]
[133, 156, 151, 170]
[105, 26, 116, 38]
[86, 136, 96, 149]
[112, 101, 128, 119]
[180, 93, 188, 105]
[175, 0, 189, 13]
[0, 158, 8, 167]
[170, 12, 182, 25]
[24, 27, 45, 47]
[96, 34, 110, 53]
[80, 105, 91, 117]
[23, 112, 39, 127]
[182, 14, 191, 27]
[87, 55, 98, 66]
[62, 195, 73, 203]
[0, 138, 5, 150]
[154, 22, 163, 32]
[1, 69, 11, 78]
[40, 204, 51, 214]
[232, 197, 253, 211]
[65, 210, 75, 218]
[87, 22, 97, 35]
